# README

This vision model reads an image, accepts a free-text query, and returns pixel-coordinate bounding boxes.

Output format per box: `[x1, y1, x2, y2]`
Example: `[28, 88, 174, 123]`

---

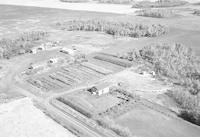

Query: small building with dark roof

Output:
[87, 82, 115, 96]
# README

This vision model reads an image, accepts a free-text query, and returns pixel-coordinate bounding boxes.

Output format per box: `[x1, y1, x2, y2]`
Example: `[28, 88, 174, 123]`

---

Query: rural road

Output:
[48, 99, 104, 137]
[44, 84, 116, 137]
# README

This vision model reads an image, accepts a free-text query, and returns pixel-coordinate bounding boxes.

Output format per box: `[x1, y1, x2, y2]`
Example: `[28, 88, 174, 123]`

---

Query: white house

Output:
[87, 82, 114, 96]
[60, 47, 75, 55]
[48, 57, 60, 64]
[28, 61, 47, 70]
[30, 45, 45, 54]
[48, 56, 65, 64]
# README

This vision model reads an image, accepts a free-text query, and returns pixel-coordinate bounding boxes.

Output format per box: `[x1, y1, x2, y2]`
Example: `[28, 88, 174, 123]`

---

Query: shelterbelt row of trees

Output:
[60, 0, 187, 6]
[56, 19, 168, 38]
[0, 31, 48, 59]
[132, 0, 188, 8]
[117, 43, 200, 125]
[136, 9, 174, 18]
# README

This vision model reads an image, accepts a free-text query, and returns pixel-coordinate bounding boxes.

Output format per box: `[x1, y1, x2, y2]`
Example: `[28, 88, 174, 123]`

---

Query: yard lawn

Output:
[86, 93, 120, 113]
[114, 70, 170, 93]
[65, 91, 121, 114]
[115, 103, 200, 137]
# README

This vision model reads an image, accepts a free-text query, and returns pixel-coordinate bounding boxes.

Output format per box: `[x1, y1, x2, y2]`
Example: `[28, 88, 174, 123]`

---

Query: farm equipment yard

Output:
[6, 41, 199, 137]
[18, 50, 127, 97]
[1, 1, 200, 137]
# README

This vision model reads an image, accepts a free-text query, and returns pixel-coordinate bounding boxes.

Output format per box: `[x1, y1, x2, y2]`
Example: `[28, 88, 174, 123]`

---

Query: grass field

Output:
[116, 103, 200, 137]
[62, 90, 121, 114]
[1, 4, 200, 56]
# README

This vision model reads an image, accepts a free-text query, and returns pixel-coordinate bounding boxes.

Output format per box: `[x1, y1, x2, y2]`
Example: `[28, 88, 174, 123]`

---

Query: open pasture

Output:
[115, 102, 200, 137]
[61, 90, 121, 115]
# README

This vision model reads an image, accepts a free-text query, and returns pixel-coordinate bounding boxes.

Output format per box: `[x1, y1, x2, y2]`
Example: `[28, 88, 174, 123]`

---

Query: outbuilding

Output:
[48, 57, 59, 64]
[30, 45, 45, 54]
[60, 47, 75, 55]
[48, 56, 64, 64]
[28, 61, 47, 70]
[87, 82, 114, 96]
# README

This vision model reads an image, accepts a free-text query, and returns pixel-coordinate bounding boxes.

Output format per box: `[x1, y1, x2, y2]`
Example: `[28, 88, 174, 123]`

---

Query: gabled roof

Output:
[95, 82, 111, 90]
[30, 61, 46, 68]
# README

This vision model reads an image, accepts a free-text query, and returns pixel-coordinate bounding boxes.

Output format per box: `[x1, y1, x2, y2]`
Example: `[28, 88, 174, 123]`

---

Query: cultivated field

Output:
[22, 62, 111, 95]
[19, 52, 130, 97]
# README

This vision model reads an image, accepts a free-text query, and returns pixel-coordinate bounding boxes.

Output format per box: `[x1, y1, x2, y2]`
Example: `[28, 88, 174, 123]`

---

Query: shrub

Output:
[193, 2, 200, 5]
[193, 9, 200, 16]
[142, 44, 200, 95]
[57, 97, 92, 118]
[179, 109, 200, 126]
[57, 19, 168, 38]
[97, 0, 134, 4]
[94, 54, 132, 68]
[60, 0, 89, 3]
[118, 43, 200, 125]
[168, 89, 199, 109]
[136, 9, 174, 18]
[132, 0, 188, 8]
[136, 44, 199, 84]
[95, 116, 132, 137]
[0, 31, 48, 59]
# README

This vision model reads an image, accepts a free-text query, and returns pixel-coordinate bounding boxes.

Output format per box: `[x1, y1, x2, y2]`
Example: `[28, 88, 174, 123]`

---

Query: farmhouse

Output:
[60, 47, 75, 55]
[87, 82, 114, 96]
[140, 71, 156, 77]
[48, 56, 65, 64]
[30, 45, 45, 54]
[48, 57, 60, 64]
[28, 61, 47, 70]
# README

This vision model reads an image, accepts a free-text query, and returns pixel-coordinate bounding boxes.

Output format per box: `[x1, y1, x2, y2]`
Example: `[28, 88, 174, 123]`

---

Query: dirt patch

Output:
[0, 98, 75, 137]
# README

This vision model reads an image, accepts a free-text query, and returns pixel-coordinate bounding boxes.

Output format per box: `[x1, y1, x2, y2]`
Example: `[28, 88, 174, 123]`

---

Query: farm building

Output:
[48, 56, 64, 64]
[60, 47, 75, 55]
[87, 82, 115, 96]
[30, 45, 45, 54]
[28, 61, 47, 70]
[139, 71, 156, 77]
